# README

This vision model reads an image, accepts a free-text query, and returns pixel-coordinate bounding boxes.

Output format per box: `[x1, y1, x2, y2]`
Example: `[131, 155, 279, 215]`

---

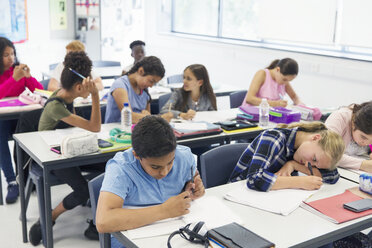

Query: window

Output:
[171, 0, 372, 61]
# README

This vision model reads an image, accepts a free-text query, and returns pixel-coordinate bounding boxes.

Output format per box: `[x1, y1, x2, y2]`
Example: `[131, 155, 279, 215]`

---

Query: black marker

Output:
[307, 162, 314, 175]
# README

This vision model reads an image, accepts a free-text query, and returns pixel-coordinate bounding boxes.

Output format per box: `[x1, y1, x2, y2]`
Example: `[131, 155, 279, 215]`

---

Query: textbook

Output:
[301, 189, 372, 224]
[224, 181, 317, 216]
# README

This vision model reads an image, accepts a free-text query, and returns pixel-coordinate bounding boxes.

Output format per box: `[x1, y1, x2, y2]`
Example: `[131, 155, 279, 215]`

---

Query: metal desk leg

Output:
[43, 167, 53, 248]
[16, 142, 28, 242]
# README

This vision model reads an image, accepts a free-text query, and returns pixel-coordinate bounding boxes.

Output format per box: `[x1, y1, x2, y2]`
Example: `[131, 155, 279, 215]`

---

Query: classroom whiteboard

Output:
[257, 0, 337, 46]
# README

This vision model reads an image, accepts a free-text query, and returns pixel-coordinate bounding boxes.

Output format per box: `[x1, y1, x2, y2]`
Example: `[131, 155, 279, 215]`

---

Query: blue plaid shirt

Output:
[229, 128, 339, 191]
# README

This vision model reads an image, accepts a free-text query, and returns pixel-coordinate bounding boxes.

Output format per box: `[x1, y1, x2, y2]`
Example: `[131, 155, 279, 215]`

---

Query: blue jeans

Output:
[0, 120, 17, 183]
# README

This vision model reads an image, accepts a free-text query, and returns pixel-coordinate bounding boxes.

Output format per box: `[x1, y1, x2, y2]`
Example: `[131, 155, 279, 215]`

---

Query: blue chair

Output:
[93, 61, 121, 67]
[200, 143, 249, 188]
[88, 173, 111, 248]
[167, 74, 183, 85]
[158, 93, 172, 113]
[40, 79, 49, 90]
[229, 90, 247, 108]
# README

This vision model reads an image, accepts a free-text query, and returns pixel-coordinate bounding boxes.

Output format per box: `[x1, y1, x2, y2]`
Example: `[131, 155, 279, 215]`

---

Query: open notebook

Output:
[121, 196, 241, 240]
[224, 181, 317, 216]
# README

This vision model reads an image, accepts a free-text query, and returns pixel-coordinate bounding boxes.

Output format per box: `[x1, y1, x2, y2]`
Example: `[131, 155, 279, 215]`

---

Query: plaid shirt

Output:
[229, 128, 340, 191]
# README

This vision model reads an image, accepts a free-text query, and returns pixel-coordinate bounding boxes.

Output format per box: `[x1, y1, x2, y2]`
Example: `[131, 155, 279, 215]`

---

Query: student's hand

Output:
[180, 109, 196, 120]
[141, 110, 151, 116]
[161, 112, 173, 122]
[13, 64, 29, 81]
[361, 160, 372, 173]
[83, 77, 98, 96]
[161, 191, 192, 218]
[276, 161, 295, 176]
[300, 176, 323, 190]
[184, 170, 205, 200]
[275, 100, 288, 107]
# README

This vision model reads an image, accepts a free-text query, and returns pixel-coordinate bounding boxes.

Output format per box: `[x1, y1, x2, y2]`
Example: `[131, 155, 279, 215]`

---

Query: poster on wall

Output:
[50, 0, 67, 30]
[76, 0, 100, 16]
[0, 0, 28, 43]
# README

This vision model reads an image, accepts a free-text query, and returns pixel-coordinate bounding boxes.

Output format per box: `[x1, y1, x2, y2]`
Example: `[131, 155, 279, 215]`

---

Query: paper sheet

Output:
[225, 182, 317, 216]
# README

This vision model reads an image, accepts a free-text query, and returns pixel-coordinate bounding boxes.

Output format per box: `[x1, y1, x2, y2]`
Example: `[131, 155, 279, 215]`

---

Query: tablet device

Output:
[343, 198, 372, 213]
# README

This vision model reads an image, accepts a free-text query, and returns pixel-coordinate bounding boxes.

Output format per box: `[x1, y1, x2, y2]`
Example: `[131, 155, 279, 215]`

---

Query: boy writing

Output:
[96, 116, 205, 246]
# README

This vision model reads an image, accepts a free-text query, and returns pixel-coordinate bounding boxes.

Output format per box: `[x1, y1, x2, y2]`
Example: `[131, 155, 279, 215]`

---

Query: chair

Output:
[167, 74, 183, 85]
[229, 90, 247, 108]
[200, 143, 249, 188]
[158, 93, 172, 113]
[40, 79, 49, 90]
[93, 61, 121, 67]
[88, 173, 111, 248]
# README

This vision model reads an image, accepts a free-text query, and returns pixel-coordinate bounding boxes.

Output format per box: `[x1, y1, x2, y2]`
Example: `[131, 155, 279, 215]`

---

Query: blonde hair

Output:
[66, 40, 85, 52]
[277, 122, 345, 169]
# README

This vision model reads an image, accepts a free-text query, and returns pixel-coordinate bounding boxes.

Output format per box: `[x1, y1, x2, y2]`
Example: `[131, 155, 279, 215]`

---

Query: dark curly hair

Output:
[266, 58, 298, 76]
[129, 40, 145, 50]
[132, 115, 176, 158]
[61, 51, 92, 90]
[0, 37, 17, 75]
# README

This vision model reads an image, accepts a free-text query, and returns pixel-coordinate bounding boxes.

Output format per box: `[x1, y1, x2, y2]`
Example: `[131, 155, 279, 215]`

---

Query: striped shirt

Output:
[229, 128, 339, 191]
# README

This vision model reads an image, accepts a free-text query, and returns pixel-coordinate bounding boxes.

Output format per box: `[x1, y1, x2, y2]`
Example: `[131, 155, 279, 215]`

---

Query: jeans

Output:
[0, 120, 17, 183]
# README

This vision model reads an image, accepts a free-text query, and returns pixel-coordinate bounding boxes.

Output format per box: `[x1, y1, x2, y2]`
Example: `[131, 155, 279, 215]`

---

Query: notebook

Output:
[209, 222, 275, 248]
[301, 189, 372, 224]
[121, 196, 241, 240]
[224, 181, 317, 216]
[172, 121, 222, 140]
[0, 99, 27, 107]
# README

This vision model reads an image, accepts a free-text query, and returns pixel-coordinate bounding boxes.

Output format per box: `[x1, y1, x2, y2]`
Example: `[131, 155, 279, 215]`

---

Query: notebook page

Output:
[225, 182, 317, 215]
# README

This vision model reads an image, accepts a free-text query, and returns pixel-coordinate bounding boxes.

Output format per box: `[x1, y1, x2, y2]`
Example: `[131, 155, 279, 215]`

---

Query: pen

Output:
[307, 162, 314, 176]
[69, 67, 86, 79]
[208, 237, 225, 248]
[191, 166, 195, 194]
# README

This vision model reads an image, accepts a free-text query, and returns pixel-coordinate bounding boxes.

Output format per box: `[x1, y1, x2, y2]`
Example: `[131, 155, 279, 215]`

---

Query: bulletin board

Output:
[0, 0, 28, 43]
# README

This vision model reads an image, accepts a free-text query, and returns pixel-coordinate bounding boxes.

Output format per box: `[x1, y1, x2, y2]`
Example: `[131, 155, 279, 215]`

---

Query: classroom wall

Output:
[13, 0, 74, 80]
[144, 0, 372, 109]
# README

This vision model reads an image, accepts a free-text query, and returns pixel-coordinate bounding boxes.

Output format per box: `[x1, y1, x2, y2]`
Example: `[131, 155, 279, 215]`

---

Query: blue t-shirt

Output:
[104, 75, 150, 123]
[101, 145, 196, 206]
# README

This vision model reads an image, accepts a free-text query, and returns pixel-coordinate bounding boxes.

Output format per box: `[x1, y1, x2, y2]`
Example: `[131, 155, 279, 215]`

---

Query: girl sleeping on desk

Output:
[229, 122, 345, 192]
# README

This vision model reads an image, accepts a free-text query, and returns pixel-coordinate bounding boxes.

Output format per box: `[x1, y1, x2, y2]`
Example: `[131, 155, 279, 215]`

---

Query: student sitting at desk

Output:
[48, 40, 103, 92]
[29, 51, 102, 245]
[325, 101, 372, 173]
[0, 37, 43, 204]
[229, 122, 345, 192]
[121, 40, 146, 75]
[105, 56, 172, 124]
[160, 64, 217, 119]
[96, 116, 205, 248]
[242, 58, 304, 107]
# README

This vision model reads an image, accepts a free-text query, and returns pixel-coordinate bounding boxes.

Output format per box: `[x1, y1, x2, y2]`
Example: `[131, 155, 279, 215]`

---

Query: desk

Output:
[14, 112, 263, 248]
[114, 178, 371, 248]
[339, 167, 362, 184]
[0, 97, 42, 121]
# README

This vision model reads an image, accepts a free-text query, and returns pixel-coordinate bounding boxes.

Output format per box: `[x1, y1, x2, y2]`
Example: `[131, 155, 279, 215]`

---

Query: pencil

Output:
[191, 166, 195, 194]
[168, 102, 172, 112]
[69, 67, 86, 79]
[307, 162, 314, 175]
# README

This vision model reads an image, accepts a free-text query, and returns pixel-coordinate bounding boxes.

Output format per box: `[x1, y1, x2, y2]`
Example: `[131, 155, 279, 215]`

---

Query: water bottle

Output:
[259, 98, 270, 127]
[121, 103, 132, 133]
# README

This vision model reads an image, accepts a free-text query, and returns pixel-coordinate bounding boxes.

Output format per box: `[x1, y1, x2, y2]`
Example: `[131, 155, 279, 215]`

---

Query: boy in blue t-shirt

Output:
[96, 116, 205, 246]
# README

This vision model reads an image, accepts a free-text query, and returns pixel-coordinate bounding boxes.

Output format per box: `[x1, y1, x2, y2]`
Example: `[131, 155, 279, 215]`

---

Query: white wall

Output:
[13, 0, 74, 80]
[144, 0, 372, 109]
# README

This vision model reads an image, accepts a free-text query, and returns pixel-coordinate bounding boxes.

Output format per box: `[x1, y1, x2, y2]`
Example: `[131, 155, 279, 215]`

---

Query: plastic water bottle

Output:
[259, 98, 270, 127]
[121, 103, 132, 133]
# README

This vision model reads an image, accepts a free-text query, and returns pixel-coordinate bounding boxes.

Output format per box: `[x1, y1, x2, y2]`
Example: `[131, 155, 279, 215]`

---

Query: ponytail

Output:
[278, 122, 344, 169]
[266, 58, 298, 76]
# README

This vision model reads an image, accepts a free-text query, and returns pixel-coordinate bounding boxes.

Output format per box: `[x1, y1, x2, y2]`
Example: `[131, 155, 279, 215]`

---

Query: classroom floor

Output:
[0, 141, 99, 248]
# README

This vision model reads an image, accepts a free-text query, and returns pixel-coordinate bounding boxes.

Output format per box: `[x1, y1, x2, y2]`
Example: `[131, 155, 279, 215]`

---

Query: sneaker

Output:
[29, 220, 42, 246]
[84, 219, 99, 240]
[29, 219, 55, 246]
[6, 183, 19, 204]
